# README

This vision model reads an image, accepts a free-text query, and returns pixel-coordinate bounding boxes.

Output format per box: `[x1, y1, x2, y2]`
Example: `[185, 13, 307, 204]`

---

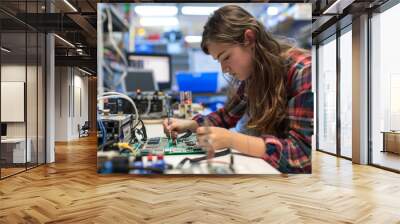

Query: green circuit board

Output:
[134, 134, 206, 156]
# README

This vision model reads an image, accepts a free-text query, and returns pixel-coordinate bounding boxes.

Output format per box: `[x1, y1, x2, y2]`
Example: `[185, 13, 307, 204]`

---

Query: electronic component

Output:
[135, 132, 205, 156]
[98, 114, 133, 145]
[97, 151, 171, 174]
[147, 137, 161, 145]
[105, 91, 171, 119]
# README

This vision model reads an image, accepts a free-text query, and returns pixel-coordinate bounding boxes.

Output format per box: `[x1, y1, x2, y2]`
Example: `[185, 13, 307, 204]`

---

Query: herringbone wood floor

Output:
[0, 136, 399, 224]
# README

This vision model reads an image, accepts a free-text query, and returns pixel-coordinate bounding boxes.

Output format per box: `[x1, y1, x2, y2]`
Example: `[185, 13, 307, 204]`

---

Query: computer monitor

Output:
[127, 53, 171, 90]
[1, 123, 7, 137]
[124, 69, 158, 92]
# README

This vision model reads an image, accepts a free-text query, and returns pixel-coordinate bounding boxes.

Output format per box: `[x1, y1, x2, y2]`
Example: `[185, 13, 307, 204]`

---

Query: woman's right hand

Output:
[162, 118, 198, 139]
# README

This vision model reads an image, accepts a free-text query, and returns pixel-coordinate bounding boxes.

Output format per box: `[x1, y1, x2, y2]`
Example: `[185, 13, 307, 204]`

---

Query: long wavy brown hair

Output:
[201, 5, 294, 135]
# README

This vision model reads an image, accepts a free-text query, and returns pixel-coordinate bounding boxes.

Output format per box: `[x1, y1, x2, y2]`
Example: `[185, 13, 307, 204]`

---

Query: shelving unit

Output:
[98, 3, 130, 94]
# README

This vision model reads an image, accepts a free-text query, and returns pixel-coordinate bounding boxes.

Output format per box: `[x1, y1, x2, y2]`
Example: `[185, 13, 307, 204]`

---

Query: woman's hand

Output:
[163, 118, 198, 139]
[196, 127, 233, 152]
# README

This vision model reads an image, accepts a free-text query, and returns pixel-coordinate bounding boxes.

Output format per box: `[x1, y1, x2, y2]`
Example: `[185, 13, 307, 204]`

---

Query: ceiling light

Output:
[1, 47, 11, 53]
[139, 17, 179, 27]
[54, 34, 75, 48]
[184, 35, 202, 43]
[135, 6, 178, 16]
[63, 0, 78, 12]
[181, 6, 219, 16]
[78, 67, 92, 76]
[267, 6, 279, 16]
[322, 0, 353, 15]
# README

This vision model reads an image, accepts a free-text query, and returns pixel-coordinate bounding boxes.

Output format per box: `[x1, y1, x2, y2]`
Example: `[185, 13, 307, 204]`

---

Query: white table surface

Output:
[143, 120, 280, 174]
[1, 138, 27, 143]
[1, 137, 32, 163]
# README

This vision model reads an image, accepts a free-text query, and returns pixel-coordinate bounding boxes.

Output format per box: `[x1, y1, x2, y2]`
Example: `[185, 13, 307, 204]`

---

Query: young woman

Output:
[163, 5, 313, 173]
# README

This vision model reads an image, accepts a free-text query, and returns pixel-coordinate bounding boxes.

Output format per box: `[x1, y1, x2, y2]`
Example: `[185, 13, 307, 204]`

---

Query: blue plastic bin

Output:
[176, 72, 218, 93]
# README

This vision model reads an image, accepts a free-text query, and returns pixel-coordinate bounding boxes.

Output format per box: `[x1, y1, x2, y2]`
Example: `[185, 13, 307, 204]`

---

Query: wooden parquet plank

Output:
[0, 135, 400, 223]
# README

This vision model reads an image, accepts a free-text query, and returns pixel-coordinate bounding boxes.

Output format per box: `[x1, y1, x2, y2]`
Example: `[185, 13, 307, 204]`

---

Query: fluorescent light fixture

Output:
[185, 35, 202, 43]
[267, 6, 279, 16]
[181, 6, 219, 16]
[1, 47, 11, 53]
[54, 34, 75, 48]
[322, 0, 354, 14]
[76, 48, 84, 55]
[139, 17, 179, 27]
[78, 67, 92, 76]
[63, 0, 78, 12]
[323, 0, 341, 14]
[135, 6, 178, 16]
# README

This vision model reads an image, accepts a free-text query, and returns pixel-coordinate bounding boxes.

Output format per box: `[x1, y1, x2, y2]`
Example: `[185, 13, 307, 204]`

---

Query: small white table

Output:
[1, 138, 31, 163]
[143, 121, 280, 174]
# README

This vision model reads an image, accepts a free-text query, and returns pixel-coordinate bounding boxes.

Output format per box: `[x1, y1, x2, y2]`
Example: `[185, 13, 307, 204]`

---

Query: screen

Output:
[128, 54, 170, 84]
[125, 70, 157, 92]
[1, 123, 7, 137]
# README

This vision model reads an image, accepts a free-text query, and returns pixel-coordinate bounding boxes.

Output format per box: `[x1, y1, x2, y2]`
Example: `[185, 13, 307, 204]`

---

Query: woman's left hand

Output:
[196, 126, 233, 152]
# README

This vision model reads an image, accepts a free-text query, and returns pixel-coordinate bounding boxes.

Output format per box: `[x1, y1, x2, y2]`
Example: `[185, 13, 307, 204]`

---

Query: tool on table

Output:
[167, 107, 172, 146]
[167, 105, 178, 146]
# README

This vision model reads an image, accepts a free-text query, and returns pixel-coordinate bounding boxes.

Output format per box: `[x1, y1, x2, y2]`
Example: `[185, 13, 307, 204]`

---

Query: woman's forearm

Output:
[229, 131, 266, 157]
[188, 120, 200, 132]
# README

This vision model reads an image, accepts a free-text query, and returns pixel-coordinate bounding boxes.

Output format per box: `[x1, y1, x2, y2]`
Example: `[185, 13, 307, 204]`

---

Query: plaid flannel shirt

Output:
[193, 49, 313, 173]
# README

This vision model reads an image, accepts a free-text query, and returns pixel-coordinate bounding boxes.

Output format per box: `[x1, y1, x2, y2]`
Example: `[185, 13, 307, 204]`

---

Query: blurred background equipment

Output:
[98, 3, 312, 113]
[124, 69, 158, 92]
[104, 91, 172, 119]
[98, 114, 134, 145]
[176, 72, 218, 93]
[127, 53, 172, 90]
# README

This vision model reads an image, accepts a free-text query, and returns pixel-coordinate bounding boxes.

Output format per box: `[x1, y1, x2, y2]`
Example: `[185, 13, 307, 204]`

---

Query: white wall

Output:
[72, 72, 89, 138]
[55, 66, 69, 141]
[54, 67, 89, 141]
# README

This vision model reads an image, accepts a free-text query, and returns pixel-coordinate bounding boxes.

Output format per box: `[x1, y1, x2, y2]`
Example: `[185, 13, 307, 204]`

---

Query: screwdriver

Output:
[167, 107, 172, 144]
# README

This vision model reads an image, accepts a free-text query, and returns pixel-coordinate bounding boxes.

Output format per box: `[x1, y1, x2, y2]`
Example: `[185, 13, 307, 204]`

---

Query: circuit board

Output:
[134, 134, 206, 156]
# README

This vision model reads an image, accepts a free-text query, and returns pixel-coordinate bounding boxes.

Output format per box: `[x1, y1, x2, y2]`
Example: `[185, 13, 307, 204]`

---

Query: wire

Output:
[97, 138, 118, 151]
[132, 119, 147, 144]
[98, 91, 139, 127]
[97, 105, 107, 146]
[231, 152, 259, 158]
[117, 142, 136, 154]
[176, 148, 232, 169]
[144, 97, 152, 115]
[99, 119, 107, 145]
[105, 6, 128, 90]
[97, 92, 142, 148]
[198, 160, 230, 165]
[177, 129, 192, 140]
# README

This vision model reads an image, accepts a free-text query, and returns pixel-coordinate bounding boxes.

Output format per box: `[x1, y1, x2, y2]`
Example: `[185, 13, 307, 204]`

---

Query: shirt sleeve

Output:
[261, 54, 313, 173]
[192, 83, 246, 129]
